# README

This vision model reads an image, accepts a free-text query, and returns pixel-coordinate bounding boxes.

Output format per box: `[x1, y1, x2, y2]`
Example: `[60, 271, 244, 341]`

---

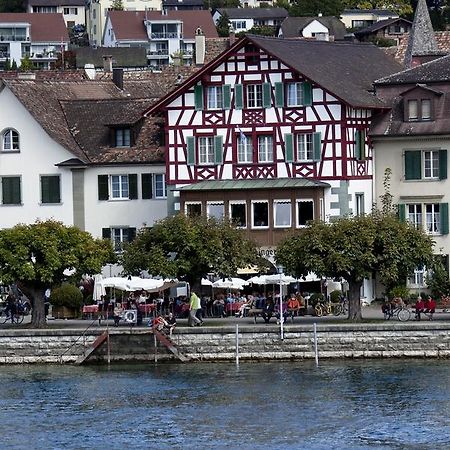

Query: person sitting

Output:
[261, 298, 275, 324]
[151, 315, 166, 331]
[213, 296, 225, 317]
[163, 312, 177, 336]
[287, 294, 301, 317]
[424, 296, 436, 319]
[415, 297, 425, 321]
[238, 295, 253, 318]
[113, 305, 122, 327]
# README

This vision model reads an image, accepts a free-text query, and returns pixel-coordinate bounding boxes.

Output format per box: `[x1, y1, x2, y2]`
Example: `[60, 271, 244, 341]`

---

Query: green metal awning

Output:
[178, 178, 330, 191]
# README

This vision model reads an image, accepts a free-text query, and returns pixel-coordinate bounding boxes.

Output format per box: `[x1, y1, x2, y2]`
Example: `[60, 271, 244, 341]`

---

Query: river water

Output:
[1, 359, 449, 450]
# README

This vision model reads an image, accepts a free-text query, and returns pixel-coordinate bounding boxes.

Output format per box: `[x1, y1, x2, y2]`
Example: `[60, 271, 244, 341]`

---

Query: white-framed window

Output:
[237, 134, 253, 163]
[422, 99, 431, 120]
[185, 202, 202, 217]
[207, 201, 224, 220]
[2, 129, 19, 151]
[198, 136, 214, 165]
[258, 135, 273, 163]
[423, 150, 439, 179]
[296, 199, 314, 227]
[286, 82, 303, 107]
[252, 200, 269, 228]
[408, 204, 422, 229]
[355, 193, 365, 216]
[297, 133, 313, 161]
[111, 228, 131, 252]
[409, 266, 426, 287]
[115, 128, 131, 147]
[426, 203, 440, 234]
[207, 86, 223, 109]
[63, 7, 78, 14]
[274, 200, 292, 228]
[247, 84, 263, 108]
[110, 175, 129, 199]
[154, 174, 166, 198]
[229, 201, 247, 228]
[232, 20, 246, 29]
[408, 100, 418, 120]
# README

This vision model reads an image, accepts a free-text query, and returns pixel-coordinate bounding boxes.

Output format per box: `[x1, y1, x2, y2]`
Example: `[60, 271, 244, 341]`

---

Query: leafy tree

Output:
[20, 55, 34, 71]
[216, 12, 231, 37]
[425, 256, 450, 298]
[0, 221, 115, 328]
[290, 0, 345, 17]
[343, 0, 413, 17]
[274, 0, 291, 10]
[205, 0, 240, 9]
[0, 0, 25, 12]
[121, 214, 259, 289]
[110, 0, 124, 10]
[239, 25, 278, 36]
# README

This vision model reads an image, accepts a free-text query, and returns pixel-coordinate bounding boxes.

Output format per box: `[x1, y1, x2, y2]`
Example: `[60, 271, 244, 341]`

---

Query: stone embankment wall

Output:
[0, 323, 450, 364]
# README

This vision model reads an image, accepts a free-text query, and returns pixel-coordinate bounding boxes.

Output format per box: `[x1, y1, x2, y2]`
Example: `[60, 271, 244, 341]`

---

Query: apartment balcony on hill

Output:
[0, 27, 28, 42]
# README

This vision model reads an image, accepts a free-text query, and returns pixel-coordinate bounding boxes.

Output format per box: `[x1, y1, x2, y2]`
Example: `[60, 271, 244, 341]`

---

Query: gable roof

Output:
[216, 8, 288, 20]
[145, 35, 402, 114]
[107, 10, 218, 41]
[280, 16, 346, 40]
[163, 0, 204, 6]
[354, 18, 411, 36]
[0, 13, 69, 42]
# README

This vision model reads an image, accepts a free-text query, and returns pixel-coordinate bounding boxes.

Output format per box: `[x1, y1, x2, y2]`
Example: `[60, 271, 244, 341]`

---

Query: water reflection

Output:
[0, 360, 449, 449]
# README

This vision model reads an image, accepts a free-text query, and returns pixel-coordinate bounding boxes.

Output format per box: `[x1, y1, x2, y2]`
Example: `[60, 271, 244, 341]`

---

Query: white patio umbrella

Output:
[212, 277, 249, 290]
[101, 277, 130, 291]
[201, 278, 213, 286]
[126, 277, 164, 292]
[93, 274, 106, 301]
[248, 275, 297, 285]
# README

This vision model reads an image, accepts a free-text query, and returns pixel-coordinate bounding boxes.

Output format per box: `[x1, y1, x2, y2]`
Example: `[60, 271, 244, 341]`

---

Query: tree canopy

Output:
[121, 214, 259, 288]
[0, 221, 115, 327]
[276, 211, 434, 320]
[0, 0, 25, 12]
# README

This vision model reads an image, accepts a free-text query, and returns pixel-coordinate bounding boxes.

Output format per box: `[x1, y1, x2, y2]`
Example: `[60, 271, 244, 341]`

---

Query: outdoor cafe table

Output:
[138, 303, 155, 316]
[82, 304, 98, 319]
[225, 302, 244, 315]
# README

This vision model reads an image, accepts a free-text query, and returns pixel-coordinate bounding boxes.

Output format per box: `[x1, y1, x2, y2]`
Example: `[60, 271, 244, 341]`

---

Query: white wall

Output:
[302, 20, 329, 39]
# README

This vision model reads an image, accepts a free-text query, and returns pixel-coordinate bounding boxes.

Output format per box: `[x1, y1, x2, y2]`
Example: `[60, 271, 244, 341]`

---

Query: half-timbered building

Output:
[145, 35, 401, 296]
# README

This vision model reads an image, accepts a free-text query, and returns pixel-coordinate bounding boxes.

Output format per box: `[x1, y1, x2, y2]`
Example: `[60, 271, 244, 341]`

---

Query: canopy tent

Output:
[201, 278, 213, 286]
[212, 277, 249, 290]
[248, 274, 297, 286]
[100, 276, 167, 292]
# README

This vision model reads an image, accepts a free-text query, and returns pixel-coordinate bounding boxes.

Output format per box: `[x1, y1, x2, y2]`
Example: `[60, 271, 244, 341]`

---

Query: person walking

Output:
[189, 291, 202, 327]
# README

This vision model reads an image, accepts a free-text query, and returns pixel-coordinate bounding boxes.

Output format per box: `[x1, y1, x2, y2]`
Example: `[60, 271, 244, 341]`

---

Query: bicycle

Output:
[0, 309, 24, 324]
[314, 300, 332, 317]
[383, 304, 411, 322]
[333, 298, 348, 316]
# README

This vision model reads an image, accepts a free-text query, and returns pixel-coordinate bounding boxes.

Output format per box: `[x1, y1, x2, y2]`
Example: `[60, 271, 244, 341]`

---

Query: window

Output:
[207, 201, 224, 220]
[297, 133, 313, 161]
[408, 100, 418, 120]
[185, 202, 202, 217]
[408, 204, 422, 229]
[423, 150, 439, 179]
[355, 193, 365, 216]
[404, 149, 447, 181]
[111, 175, 129, 199]
[198, 136, 214, 165]
[297, 200, 314, 227]
[237, 134, 253, 163]
[103, 227, 136, 252]
[247, 84, 263, 108]
[244, 44, 259, 64]
[407, 98, 432, 121]
[40, 175, 60, 204]
[230, 201, 246, 228]
[207, 86, 223, 109]
[154, 174, 166, 198]
[1, 176, 21, 205]
[115, 128, 131, 147]
[252, 201, 269, 228]
[232, 21, 246, 29]
[2, 129, 19, 151]
[286, 83, 303, 107]
[274, 200, 291, 228]
[409, 265, 426, 287]
[426, 203, 440, 234]
[258, 135, 273, 163]
[422, 99, 431, 120]
[63, 7, 78, 14]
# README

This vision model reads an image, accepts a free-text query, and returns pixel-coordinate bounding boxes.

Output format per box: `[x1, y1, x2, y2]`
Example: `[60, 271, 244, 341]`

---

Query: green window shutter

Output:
[302, 81, 312, 106]
[194, 84, 203, 111]
[262, 82, 272, 108]
[441, 203, 449, 235]
[41, 176, 60, 203]
[404, 150, 422, 180]
[355, 130, 365, 160]
[222, 84, 231, 110]
[214, 135, 223, 164]
[98, 175, 109, 200]
[284, 133, 293, 162]
[128, 227, 137, 242]
[128, 174, 138, 199]
[235, 84, 243, 110]
[398, 204, 406, 222]
[2, 177, 21, 205]
[275, 82, 284, 108]
[439, 149, 447, 180]
[141, 173, 153, 199]
[102, 228, 111, 239]
[313, 132, 322, 161]
[186, 136, 196, 165]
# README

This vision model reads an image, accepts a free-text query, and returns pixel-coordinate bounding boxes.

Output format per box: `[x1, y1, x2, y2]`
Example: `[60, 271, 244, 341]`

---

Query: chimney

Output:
[102, 54, 113, 72]
[112, 67, 124, 90]
[195, 27, 205, 65]
[17, 72, 36, 80]
[229, 27, 236, 45]
[84, 63, 96, 80]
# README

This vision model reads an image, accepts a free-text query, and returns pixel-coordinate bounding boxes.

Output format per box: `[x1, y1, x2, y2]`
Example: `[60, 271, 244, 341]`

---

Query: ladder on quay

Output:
[153, 328, 190, 362]
[75, 331, 108, 365]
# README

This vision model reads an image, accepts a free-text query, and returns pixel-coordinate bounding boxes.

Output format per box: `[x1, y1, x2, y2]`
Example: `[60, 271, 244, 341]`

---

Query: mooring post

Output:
[313, 322, 319, 367]
[154, 328, 158, 363]
[106, 322, 111, 366]
[235, 324, 239, 365]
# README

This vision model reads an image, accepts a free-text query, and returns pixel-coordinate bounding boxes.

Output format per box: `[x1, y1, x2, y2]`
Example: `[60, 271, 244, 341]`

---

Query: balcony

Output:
[0, 35, 27, 42]
[0, 51, 10, 59]
[147, 49, 169, 57]
[150, 32, 181, 39]
[30, 52, 56, 60]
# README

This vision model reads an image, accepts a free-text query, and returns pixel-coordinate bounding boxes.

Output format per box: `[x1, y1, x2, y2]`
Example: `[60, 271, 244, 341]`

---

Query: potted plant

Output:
[50, 284, 83, 319]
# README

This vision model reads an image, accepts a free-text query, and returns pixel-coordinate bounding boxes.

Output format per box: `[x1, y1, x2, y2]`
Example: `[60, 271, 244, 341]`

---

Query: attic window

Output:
[407, 99, 432, 122]
[115, 128, 131, 147]
[244, 44, 259, 65]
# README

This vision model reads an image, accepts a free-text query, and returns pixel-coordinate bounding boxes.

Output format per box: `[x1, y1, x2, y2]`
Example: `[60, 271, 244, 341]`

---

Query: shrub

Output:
[50, 284, 83, 309]
[309, 293, 324, 306]
[329, 290, 341, 303]
[388, 285, 410, 300]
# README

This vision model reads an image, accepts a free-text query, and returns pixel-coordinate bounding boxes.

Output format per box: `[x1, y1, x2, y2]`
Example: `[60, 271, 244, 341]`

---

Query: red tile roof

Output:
[0, 13, 69, 42]
[108, 10, 218, 41]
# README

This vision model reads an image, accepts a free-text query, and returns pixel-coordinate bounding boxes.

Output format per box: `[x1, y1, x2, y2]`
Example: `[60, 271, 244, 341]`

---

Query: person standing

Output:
[189, 291, 202, 327]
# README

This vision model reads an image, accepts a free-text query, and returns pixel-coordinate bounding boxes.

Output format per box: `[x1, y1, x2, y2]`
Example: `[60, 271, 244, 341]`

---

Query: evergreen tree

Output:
[110, 0, 124, 11]
[11, 60, 17, 70]
[4, 58, 11, 71]
[20, 55, 34, 71]
[216, 13, 231, 37]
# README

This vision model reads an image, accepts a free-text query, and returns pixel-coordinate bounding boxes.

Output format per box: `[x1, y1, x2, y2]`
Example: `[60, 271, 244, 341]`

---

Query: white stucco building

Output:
[26, 0, 86, 28]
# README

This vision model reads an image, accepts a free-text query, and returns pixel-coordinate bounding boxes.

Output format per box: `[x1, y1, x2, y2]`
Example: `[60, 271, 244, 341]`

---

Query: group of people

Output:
[414, 296, 436, 320]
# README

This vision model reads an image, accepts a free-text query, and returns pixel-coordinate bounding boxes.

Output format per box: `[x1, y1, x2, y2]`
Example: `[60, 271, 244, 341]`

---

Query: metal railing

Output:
[58, 318, 98, 364]
[147, 49, 169, 56]
[150, 32, 181, 39]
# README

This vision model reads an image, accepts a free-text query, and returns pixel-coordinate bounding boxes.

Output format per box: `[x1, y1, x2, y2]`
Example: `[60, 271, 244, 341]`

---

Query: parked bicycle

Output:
[333, 298, 348, 316]
[0, 307, 25, 324]
[314, 300, 332, 317]
[383, 303, 411, 322]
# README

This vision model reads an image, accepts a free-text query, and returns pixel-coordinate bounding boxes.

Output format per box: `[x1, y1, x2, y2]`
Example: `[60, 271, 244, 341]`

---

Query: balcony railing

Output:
[147, 49, 169, 56]
[0, 51, 10, 58]
[150, 32, 181, 39]
[0, 35, 27, 42]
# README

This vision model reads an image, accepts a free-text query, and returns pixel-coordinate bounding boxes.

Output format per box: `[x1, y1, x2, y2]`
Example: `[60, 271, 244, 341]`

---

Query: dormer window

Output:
[407, 98, 432, 121]
[115, 128, 131, 147]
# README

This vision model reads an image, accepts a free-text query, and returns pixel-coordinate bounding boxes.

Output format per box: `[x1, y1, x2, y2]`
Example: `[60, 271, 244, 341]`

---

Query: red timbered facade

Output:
[145, 36, 401, 248]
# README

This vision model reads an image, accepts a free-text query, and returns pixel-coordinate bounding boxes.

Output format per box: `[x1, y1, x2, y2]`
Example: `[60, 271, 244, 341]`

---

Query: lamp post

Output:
[278, 264, 284, 341]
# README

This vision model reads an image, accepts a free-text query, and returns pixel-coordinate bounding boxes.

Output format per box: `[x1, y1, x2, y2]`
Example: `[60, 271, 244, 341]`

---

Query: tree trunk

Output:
[27, 286, 46, 328]
[348, 280, 363, 321]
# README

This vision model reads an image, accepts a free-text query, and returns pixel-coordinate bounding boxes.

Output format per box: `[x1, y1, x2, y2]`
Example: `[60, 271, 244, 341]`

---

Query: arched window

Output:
[2, 129, 20, 151]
